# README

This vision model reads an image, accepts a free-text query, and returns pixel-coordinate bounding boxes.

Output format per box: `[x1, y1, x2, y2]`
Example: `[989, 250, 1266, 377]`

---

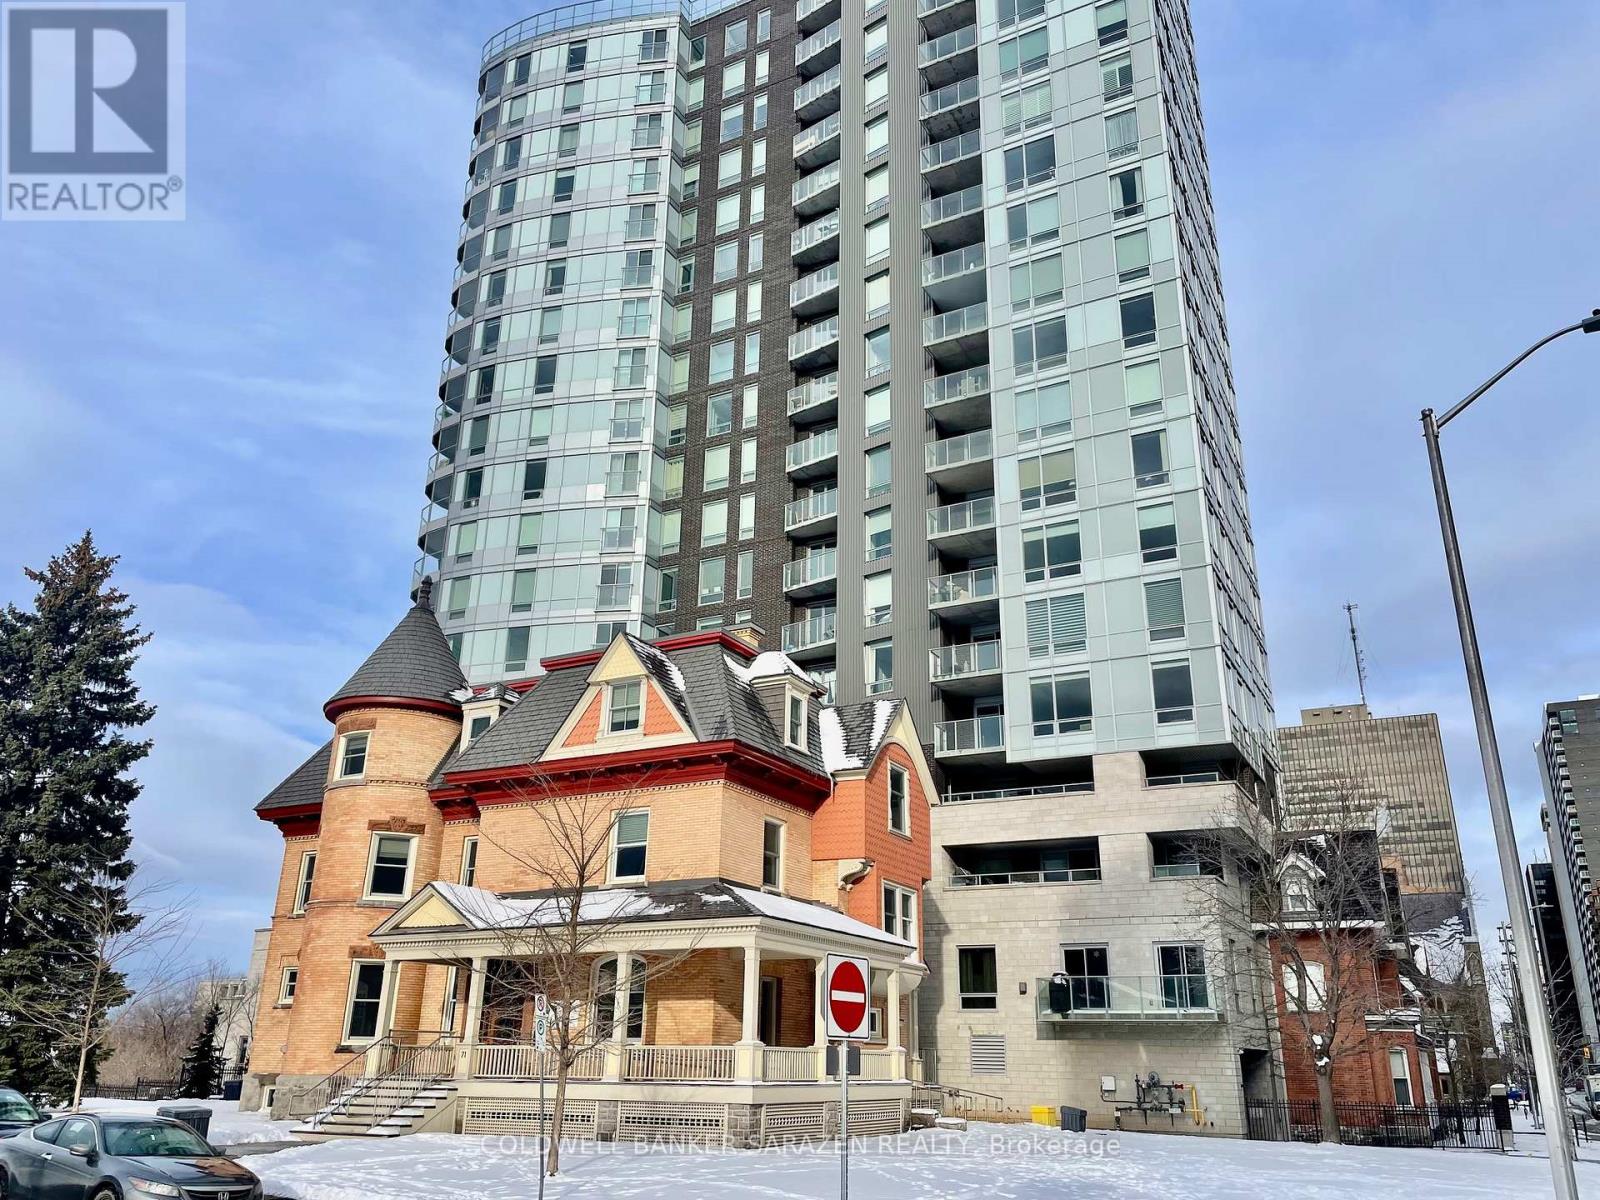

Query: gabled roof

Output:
[820, 699, 903, 773]
[324, 582, 467, 719]
[255, 740, 332, 814]
[1279, 829, 1391, 924]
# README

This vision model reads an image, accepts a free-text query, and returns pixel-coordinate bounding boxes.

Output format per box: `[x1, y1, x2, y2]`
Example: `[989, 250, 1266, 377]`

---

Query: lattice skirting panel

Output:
[616, 1101, 729, 1140]
[461, 1097, 598, 1136]
[845, 1099, 905, 1136]
[760, 1102, 828, 1143]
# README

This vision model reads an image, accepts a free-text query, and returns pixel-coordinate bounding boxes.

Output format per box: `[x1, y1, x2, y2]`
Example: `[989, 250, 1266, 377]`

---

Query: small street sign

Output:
[824, 953, 870, 1040]
[534, 993, 549, 1051]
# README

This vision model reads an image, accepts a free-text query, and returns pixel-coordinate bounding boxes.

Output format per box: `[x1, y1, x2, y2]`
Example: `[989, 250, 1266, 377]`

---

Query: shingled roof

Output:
[255, 739, 332, 814]
[324, 580, 468, 718]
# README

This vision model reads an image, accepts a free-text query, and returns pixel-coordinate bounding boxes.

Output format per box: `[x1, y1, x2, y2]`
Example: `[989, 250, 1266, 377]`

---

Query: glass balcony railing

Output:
[1034, 975, 1217, 1020]
[786, 427, 839, 470]
[925, 428, 993, 471]
[797, 0, 835, 22]
[922, 243, 985, 287]
[934, 715, 1004, 755]
[782, 612, 837, 653]
[784, 550, 838, 590]
[785, 489, 839, 528]
[928, 565, 998, 607]
[795, 19, 841, 66]
[921, 184, 984, 227]
[595, 584, 632, 609]
[789, 373, 840, 415]
[789, 317, 840, 361]
[918, 0, 969, 15]
[921, 74, 980, 118]
[792, 210, 842, 256]
[604, 470, 641, 494]
[793, 63, 842, 111]
[920, 129, 982, 172]
[794, 111, 842, 158]
[793, 161, 841, 208]
[919, 23, 976, 66]
[930, 639, 1001, 680]
[923, 301, 988, 344]
[924, 364, 990, 409]
[791, 262, 841, 308]
[928, 495, 995, 537]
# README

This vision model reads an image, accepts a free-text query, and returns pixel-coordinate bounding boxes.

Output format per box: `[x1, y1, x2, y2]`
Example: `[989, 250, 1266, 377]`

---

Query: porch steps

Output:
[294, 1079, 458, 1139]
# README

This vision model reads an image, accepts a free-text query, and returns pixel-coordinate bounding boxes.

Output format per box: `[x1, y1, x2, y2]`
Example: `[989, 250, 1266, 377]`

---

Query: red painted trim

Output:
[323, 695, 462, 722]
[505, 677, 540, 694]
[256, 801, 323, 839]
[538, 630, 757, 674]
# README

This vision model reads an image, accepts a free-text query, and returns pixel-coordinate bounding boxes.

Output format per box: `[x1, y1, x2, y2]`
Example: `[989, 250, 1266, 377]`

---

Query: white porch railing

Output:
[471, 1043, 604, 1080]
[763, 1046, 820, 1082]
[625, 1044, 736, 1081]
[857, 1049, 895, 1081]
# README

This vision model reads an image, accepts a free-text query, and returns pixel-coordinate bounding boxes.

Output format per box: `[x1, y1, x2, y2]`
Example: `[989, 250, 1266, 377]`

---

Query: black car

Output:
[0, 1112, 260, 1199]
[0, 1090, 43, 1138]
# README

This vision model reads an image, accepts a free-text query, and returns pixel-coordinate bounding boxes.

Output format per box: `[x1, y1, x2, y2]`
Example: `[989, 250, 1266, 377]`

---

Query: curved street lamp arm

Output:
[1437, 310, 1600, 430]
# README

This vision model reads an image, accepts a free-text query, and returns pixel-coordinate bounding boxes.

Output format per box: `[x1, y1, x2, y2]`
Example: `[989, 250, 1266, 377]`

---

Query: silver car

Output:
[0, 1112, 260, 1199]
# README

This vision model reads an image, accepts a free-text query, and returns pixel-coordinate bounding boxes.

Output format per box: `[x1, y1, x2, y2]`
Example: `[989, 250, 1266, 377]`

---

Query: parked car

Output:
[0, 1090, 44, 1138]
[0, 1112, 260, 1199]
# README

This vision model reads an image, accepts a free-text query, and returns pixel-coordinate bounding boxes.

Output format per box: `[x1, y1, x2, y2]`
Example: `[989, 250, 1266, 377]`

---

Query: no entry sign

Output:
[824, 953, 871, 1040]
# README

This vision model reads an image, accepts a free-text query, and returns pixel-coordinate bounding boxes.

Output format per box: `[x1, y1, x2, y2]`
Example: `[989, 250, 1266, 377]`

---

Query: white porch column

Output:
[367, 961, 404, 1074]
[907, 979, 921, 1079]
[603, 953, 632, 1082]
[886, 969, 906, 1079]
[736, 941, 763, 1082]
[458, 956, 488, 1079]
[813, 956, 829, 1079]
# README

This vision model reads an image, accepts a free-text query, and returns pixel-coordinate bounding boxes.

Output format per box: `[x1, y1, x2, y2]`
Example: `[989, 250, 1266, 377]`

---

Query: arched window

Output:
[594, 955, 646, 1040]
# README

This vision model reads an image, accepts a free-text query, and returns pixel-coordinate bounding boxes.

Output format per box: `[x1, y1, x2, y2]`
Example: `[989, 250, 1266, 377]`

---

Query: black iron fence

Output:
[81, 1077, 181, 1102]
[1244, 1099, 1501, 1150]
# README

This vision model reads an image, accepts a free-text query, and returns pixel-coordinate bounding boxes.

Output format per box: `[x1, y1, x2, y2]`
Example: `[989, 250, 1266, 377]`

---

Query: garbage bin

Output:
[1059, 1106, 1088, 1133]
[156, 1106, 213, 1141]
[221, 1079, 243, 1102]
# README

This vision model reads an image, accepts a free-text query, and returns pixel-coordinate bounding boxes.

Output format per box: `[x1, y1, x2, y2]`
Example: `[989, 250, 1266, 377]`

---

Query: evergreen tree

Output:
[178, 1004, 222, 1099]
[0, 534, 152, 1096]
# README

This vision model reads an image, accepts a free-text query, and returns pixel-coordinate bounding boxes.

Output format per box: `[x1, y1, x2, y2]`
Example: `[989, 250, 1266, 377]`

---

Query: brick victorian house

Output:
[1268, 832, 1443, 1111]
[244, 585, 933, 1143]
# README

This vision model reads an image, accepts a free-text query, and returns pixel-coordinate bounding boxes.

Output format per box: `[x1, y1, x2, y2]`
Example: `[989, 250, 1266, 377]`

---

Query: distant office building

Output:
[1527, 861, 1592, 1075]
[194, 928, 270, 1076]
[1537, 696, 1600, 1053]
[1278, 704, 1467, 896]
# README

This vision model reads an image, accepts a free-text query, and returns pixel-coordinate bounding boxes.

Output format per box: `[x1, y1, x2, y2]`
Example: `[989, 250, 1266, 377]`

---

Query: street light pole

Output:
[1419, 309, 1599, 1200]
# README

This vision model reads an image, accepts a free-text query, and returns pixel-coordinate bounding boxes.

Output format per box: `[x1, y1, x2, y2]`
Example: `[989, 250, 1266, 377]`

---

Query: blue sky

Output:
[1, 0, 1597, 972]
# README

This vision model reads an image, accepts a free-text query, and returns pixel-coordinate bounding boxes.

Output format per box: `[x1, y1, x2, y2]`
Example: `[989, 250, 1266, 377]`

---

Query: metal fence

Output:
[1244, 1099, 1501, 1150]
[81, 1078, 181, 1101]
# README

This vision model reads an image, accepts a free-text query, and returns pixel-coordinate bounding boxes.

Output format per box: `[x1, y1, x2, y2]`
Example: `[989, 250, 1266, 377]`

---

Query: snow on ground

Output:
[79, 1098, 298, 1146]
[249, 1122, 1600, 1200]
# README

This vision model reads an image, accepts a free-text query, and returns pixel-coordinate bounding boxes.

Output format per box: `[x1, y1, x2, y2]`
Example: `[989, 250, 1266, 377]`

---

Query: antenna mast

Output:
[1344, 602, 1369, 708]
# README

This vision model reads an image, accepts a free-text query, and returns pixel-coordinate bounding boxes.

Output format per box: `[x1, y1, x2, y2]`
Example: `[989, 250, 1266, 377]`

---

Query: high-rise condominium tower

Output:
[421, 0, 1280, 1131]
[1537, 697, 1600, 1053]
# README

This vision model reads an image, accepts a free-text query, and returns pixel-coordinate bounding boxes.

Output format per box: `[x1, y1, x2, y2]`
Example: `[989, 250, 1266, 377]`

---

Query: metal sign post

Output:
[838, 1039, 849, 1200]
[822, 954, 870, 1200]
[534, 993, 548, 1200]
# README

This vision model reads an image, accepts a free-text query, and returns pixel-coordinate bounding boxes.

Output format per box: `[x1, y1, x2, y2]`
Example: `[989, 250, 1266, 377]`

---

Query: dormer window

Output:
[607, 680, 643, 734]
[1283, 870, 1314, 914]
[336, 732, 370, 780]
[468, 714, 492, 744]
[785, 691, 807, 749]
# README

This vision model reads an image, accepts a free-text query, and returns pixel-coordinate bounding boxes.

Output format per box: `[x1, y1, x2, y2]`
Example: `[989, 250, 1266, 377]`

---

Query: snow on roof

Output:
[818, 707, 863, 772]
[870, 698, 896, 748]
[632, 636, 687, 695]
[725, 649, 810, 685]
[431, 882, 670, 930]
[728, 884, 910, 948]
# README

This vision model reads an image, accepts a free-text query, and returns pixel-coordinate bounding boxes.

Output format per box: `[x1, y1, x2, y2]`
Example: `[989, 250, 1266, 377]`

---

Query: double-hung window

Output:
[888, 764, 910, 835]
[365, 834, 416, 900]
[882, 882, 916, 943]
[612, 811, 649, 879]
[336, 732, 369, 779]
[343, 962, 387, 1042]
[607, 680, 642, 733]
[293, 851, 317, 915]
[762, 819, 784, 889]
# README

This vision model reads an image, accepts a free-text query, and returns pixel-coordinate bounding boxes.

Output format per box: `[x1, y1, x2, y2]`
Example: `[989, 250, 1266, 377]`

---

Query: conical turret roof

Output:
[323, 578, 468, 719]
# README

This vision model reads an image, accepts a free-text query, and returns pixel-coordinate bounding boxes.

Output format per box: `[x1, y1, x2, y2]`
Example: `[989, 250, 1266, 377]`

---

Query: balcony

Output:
[796, 0, 841, 37]
[788, 373, 840, 425]
[783, 550, 838, 599]
[791, 262, 841, 319]
[923, 301, 990, 367]
[934, 715, 1005, 761]
[793, 63, 842, 122]
[786, 426, 839, 480]
[785, 488, 839, 537]
[924, 429, 993, 490]
[922, 242, 986, 309]
[791, 210, 841, 267]
[795, 20, 841, 77]
[923, 364, 990, 425]
[781, 612, 837, 661]
[917, 0, 975, 37]
[928, 566, 998, 621]
[794, 111, 842, 170]
[920, 75, 980, 141]
[927, 495, 996, 554]
[941, 781, 1094, 805]
[788, 316, 840, 371]
[929, 639, 1002, 692]
[1034, 975, 1219, 1024]
[918, 24, 977, 88]
[920, 184, 985, 250]
[595, 584, 632, 609]
[920, 129, 983, 192]
[792, 161, 841, 219]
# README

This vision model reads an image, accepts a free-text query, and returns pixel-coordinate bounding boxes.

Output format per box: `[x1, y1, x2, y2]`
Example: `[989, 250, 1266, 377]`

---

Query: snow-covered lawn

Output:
[78, 1098, 298, 1146]
[249, 1122, 1600, 1199]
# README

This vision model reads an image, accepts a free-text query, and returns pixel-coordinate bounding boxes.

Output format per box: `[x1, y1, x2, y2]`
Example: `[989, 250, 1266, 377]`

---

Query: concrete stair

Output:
[295, 1078, 458, 1139]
